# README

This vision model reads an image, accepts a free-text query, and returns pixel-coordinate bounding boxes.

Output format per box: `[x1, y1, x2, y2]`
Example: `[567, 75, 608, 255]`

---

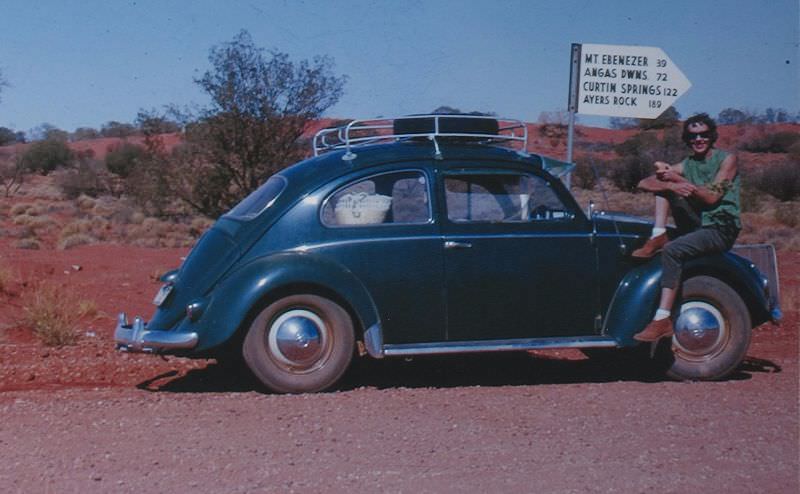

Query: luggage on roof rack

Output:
[312, 114, 528, 159]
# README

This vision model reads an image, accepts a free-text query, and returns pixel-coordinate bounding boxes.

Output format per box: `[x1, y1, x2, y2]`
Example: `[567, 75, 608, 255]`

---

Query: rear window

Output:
[226, 176, 287, 220]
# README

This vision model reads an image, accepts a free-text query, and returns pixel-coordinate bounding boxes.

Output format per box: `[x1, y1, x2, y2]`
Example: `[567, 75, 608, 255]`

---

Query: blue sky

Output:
[0, 0, 797, 133]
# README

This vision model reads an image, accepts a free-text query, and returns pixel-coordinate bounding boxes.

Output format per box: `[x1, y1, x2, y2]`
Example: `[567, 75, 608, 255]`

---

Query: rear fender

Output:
[191, 252, 379, 352]
[604, 252, 771, 346]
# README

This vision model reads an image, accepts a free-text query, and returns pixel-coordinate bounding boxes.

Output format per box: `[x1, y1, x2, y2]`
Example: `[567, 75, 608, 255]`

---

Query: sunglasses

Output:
[687, 131, 712, 141]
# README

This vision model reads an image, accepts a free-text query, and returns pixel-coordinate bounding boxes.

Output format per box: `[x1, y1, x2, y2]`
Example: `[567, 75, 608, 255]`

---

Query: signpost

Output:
[566, 43, 691, 162]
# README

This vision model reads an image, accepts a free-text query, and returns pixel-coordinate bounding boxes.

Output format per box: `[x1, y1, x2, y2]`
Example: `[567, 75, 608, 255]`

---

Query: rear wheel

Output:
[243, 294, 355, 393]
[666, 276, 751, 381]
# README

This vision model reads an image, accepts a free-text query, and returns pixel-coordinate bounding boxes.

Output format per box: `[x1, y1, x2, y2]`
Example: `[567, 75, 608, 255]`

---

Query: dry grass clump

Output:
[75, 194, 97, 211]
[190, 217, 214, 236]
[10, 203, 33, 216]
[58, 233, 98, 250]
[21, 283, 97, 346]
[12, 214, 57, 236]
[124, 217, 196, 248]
[12, 213, 36, 226]
[0, 262, 15, 294]
[773, 202, 800, 228]
[15, 238, 41, 250]
[782, 284, 799, 313]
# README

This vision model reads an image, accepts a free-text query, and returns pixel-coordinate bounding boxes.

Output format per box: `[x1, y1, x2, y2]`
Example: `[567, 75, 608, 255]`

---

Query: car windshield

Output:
[226, 176, 287, 220]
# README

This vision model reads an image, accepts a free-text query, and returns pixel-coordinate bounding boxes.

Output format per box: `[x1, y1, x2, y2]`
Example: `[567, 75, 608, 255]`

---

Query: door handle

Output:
[444, 241, 472, 249]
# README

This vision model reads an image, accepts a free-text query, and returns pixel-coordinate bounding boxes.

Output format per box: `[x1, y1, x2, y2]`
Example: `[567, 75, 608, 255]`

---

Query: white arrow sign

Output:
[570, 43, 691, 119]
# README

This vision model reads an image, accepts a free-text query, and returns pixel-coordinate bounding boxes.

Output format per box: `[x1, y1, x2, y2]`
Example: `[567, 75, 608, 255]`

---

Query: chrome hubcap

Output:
[268, 310, 327, 369]
[673, 301, 726, 359]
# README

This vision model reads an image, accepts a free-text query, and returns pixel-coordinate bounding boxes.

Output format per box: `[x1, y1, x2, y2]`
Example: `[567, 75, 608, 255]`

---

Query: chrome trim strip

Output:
[382, 336, 618, 356]
[290, 231, 625, 253]
[363, 323, 384, 358]
[114, 313, 199, 353]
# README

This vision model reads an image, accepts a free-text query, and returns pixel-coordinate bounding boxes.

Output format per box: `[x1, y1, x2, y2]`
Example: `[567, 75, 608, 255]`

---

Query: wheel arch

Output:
[193, 252, 379, 355]
[604, 252, 769, 347]
[682, 254, 771, 327]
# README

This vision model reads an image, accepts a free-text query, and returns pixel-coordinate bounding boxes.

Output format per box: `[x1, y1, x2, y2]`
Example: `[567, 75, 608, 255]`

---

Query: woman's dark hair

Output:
[682, 113, 718, 146]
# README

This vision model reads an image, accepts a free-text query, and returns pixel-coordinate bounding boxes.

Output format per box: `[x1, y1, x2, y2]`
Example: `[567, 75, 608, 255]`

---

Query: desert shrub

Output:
[20, 138, 74, 175]
[130, 211, 146, 224]
[190, 216, 214, 236]
[75, 194, 97, 211]
[10, 203, 32, 216]
[100, 121, 138, 138]
[739, 131, 800, 153]
[0, 263, 14, 294]
[12, 213, 36, 226]
[21, 283, 95, 346]
[789, 142, 800, 162]
[608, 128, 685, 191]
[105, 142, 146, 178]
[571, 158, 600, 190]
[54, 158, 109, 198]
[15, 238, 40, 249]
[59, 219, 93, 237]
[15, 214, 56, 234]
[1, 153, 28, 197]
[773, 202, 800, 227]
[58, 233, 96, 250]
[750, 161, 800, 201]
[739, 184, 766, 213]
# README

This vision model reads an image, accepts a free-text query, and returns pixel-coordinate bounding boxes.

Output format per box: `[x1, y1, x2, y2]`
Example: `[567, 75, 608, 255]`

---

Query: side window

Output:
[322, 171, 430, 226]
[444, 172, 572, 223]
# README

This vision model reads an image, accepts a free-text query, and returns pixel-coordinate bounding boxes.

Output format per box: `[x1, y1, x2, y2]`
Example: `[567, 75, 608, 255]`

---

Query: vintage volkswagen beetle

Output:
[115, 115, 781, 393]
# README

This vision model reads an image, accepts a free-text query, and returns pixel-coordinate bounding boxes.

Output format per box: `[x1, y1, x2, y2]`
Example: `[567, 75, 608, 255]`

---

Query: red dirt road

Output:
[0, 243, 798, 492]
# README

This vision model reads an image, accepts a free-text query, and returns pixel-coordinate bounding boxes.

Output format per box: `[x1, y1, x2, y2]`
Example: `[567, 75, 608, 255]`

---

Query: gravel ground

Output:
[1, 329, 797, 494]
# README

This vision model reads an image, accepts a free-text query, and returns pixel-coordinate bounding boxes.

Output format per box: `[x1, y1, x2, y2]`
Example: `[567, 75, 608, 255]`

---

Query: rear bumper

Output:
[114, 313, 198, 353]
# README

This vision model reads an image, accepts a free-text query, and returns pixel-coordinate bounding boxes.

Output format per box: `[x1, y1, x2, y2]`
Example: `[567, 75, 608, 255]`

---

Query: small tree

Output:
[1, 150, 27, 197]
[105, 142, 147, 178]
[0, 127, 18, 146]
[100, 121, 137, 138]
[160, 30, 346, 217]
[72, 127, 100, 141]
[717, 108, 752, 125]
[20, 138, 75, 175]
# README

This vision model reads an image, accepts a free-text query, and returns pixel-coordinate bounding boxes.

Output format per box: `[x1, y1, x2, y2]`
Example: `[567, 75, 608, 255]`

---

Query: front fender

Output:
[604, 252, 771, 346]
[190, 251, 380, 352]
[603, 258, 662, 347]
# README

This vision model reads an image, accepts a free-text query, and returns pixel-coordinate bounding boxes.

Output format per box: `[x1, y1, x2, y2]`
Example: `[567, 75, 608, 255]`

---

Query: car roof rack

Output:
[313, 114, 529, 161]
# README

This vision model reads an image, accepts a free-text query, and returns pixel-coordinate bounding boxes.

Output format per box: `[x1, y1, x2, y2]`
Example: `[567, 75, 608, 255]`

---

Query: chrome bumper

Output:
[114, 313, 198, 353]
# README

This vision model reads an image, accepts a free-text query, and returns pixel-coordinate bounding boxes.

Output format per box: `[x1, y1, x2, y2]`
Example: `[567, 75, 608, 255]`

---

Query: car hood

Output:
[593, 210, 653, 236]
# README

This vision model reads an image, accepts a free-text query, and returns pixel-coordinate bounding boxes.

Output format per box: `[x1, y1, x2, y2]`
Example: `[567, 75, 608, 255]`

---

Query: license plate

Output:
[152, 284, 174, 306]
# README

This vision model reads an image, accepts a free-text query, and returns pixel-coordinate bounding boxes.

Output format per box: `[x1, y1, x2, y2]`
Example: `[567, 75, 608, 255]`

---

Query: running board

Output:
[381, 336, 619, 357]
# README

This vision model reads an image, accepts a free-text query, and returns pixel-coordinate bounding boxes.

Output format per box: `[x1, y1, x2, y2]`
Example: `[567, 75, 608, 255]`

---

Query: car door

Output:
[440, 166, 598, 341]
[317, 167, 446, 345]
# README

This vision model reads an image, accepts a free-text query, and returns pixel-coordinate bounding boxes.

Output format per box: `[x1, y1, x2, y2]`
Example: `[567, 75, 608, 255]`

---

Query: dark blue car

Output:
[115, 115, 781, 393]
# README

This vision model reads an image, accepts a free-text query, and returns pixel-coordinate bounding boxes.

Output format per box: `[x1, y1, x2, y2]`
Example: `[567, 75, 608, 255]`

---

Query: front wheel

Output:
[243, 294, 355, 393]
[666, 276, 752, 381]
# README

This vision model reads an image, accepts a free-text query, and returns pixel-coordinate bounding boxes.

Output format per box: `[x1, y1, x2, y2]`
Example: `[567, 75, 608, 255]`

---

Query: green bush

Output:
[739, 131, 800, 153]
[20, 138, 74, 175]
[750, 162, 800, 201]
[105, 142, 146, 178]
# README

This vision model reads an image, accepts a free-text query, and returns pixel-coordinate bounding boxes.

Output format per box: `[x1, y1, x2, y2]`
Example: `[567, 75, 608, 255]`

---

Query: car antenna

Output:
[589, 158, 628, 255]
